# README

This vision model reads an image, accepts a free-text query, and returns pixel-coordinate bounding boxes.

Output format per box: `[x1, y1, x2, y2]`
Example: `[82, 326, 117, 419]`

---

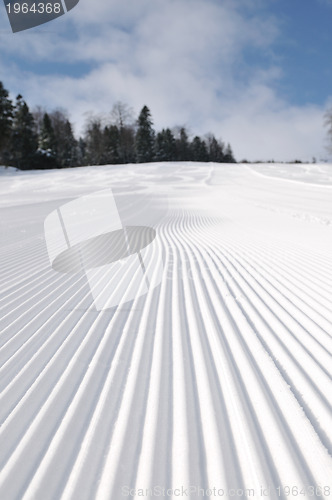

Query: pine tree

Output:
[207, 135, 225, 163]
[35, 113, 57, 169]
[47, 110, 78, 168]
[224, 143, 236, 163]
[175, 127, 190, 161]
[164, 128, 176, 161]
[37, 113, 58, 168]
[0, 81, 14, 164]
[10, 95, 38, 170]
[77, 137, 87, 166]
[155, 128, 176, 161]
[190, 136, 209, 162]
[155, 131, 167, 161]
[135, 105, 155, 163]
[60, 119, 78, 167]
[39, 113, 55, 152]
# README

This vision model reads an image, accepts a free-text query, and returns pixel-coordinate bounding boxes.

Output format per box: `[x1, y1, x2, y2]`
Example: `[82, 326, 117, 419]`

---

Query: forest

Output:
[0, 81, 236, 170]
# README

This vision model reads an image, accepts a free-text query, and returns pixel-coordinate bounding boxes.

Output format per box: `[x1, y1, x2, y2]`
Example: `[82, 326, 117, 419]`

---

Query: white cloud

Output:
[0, 0, 331, 161]
[220, 95, 327, 162]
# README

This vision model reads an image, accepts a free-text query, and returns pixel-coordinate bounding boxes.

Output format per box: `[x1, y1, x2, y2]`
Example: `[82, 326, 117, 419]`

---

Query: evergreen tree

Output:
[190, 136, 209, 162]
[39, 113, 56, 152]
[135, 105, 155, 163]
[155, 130, 167, 161]
[224, 143, 236, 163]
[155, 128, 176, 161]
[0, 81, 14, 164]
[164, 128, 176, 161]
[207, 135, 225, 163]
[37, 113, 57, 168]
[10, 95, 38, 170]
[48, 110, 78, 168]
[77, 137, 87, 166]
[175, 127, 190, 161]
[60, 119, 78, 167]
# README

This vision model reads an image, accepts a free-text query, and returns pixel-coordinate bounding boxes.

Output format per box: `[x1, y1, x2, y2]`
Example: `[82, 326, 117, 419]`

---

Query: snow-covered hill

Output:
[0, 162, 331, 499]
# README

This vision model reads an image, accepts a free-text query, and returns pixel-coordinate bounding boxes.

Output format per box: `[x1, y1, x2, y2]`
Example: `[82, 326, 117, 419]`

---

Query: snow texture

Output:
[0, 162, 331, 499]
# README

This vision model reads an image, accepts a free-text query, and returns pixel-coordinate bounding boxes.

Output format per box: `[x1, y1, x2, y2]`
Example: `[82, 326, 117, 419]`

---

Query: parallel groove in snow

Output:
[171, 213, 330, 486]
[0, 163, 331, 499]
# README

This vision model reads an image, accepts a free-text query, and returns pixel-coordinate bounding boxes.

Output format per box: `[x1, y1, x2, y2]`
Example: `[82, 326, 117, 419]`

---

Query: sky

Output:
[0, 0, 332, 162]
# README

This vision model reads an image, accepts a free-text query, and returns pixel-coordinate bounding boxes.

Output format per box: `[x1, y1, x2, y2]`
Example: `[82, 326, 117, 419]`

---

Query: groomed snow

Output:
[0, 162, 331, 500]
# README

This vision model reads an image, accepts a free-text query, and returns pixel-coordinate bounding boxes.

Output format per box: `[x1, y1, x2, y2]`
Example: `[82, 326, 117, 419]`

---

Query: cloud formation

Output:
[0, 0, 331, 161]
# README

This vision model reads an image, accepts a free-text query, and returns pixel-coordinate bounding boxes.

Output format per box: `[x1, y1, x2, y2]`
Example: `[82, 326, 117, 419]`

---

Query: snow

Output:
[0, 162, 331, 499]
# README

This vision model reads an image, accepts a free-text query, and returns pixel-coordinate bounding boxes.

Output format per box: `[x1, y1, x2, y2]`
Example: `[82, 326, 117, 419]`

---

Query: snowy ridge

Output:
[0, 163, 331, 499]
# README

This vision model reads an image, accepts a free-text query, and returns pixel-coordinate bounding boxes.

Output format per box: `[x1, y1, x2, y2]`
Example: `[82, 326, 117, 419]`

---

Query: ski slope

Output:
[0, 162, 331, 500]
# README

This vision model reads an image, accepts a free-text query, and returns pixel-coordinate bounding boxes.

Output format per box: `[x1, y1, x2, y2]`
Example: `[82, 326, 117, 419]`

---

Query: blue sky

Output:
[0, 0, 332, 161]
[261, 0, 332, 106]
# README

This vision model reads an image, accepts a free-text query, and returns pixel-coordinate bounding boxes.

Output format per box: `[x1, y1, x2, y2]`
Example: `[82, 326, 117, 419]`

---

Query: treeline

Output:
[0, 83, 78, 170]
[0, 81, 236, 170]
